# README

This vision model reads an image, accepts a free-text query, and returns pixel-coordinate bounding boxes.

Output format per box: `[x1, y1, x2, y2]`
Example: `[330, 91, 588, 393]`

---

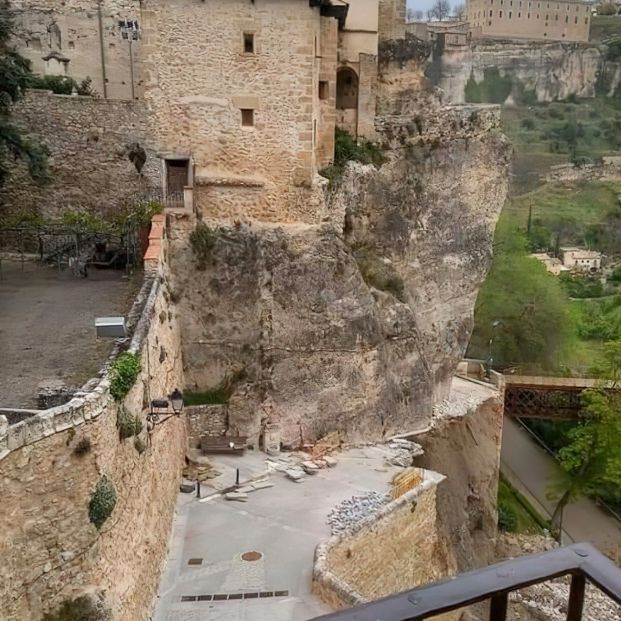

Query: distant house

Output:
[531, 253, 569, 275]
[560, 247, 602, 272]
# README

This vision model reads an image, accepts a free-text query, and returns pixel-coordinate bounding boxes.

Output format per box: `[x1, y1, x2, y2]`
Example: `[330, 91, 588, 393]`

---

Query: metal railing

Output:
[310, 544, 621, 621]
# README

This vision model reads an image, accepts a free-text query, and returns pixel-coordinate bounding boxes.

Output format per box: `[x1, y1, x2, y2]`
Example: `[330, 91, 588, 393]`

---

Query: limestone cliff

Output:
[168, 97, 510, 447]
[433, 40, 621, 103]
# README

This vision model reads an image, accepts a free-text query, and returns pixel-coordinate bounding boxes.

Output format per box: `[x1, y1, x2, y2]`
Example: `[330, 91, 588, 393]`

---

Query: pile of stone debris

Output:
[385, 438, 424, 467]
[497, 534, 621, 621]
[512, 579, 621, 621]
[326, 491, 390, 535]
[264, 452, 338, 483]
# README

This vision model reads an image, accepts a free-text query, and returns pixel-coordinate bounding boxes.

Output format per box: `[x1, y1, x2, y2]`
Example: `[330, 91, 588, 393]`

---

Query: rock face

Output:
[169, 96, 510, 447]
[433, 41, 621, 104]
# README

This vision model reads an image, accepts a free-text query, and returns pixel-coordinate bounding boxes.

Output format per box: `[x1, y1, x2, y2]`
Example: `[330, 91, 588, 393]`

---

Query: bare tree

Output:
[406, 7, 416, 21]
[453, 2, 466, 19]
[415, 9, 425, 20]
[429, 0, 451, 21]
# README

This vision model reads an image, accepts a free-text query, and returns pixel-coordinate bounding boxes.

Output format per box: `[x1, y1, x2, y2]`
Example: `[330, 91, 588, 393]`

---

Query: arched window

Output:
[336, 68, 359, 110]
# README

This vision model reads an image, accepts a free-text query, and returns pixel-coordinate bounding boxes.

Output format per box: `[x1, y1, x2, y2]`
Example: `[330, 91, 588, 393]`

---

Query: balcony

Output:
[310, 543, 621, 621]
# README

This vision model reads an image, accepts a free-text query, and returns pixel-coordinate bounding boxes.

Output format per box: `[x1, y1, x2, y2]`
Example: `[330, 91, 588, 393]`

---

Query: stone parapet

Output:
[313, 469, 447, 609]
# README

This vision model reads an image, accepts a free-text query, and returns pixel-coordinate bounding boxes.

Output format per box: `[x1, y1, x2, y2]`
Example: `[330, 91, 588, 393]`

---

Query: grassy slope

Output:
[503, 99, 621, 194]
[498, 477, 546, 534]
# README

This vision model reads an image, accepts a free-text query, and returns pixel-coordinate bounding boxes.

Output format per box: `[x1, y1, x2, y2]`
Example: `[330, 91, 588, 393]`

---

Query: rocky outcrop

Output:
[168, 96, 511, 447]
[433, 40, 621, 103]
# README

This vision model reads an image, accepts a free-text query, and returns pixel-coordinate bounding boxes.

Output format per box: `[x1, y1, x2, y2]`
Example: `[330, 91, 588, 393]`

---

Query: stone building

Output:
[561, 246, 602, 271]
[467, 0, 592, 42]
[12, 0, 143, 100]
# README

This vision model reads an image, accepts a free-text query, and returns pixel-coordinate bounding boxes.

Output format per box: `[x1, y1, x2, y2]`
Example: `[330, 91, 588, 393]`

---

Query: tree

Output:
[468, 218, 573, 370]
[415, 9, 425, 20]
[453, 3, 466, 19]
[428, 0, 451, 21]
[547, 385, 621, 534]
[0, 1, 48, 187]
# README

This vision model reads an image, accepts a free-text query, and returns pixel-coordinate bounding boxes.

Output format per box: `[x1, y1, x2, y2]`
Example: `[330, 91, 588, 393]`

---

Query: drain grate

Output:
[181, 590, 289, 602]
[188, 558, 203, 566]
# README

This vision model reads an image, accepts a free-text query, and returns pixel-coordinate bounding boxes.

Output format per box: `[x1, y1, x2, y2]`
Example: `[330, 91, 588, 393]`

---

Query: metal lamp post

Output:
[487, 320, 501, 377]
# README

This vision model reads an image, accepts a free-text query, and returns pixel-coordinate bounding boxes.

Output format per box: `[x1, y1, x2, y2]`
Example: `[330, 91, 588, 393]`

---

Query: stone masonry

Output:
[313, 470, 457, 614]
[0, 219, 186, 621]
[185, 404, 228, 448]
[13, 0, 143, 100]
[0, 90, 159, 218]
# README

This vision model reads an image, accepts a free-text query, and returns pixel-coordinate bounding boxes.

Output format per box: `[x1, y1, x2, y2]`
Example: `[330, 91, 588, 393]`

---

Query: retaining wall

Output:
[0, 216, 185, 621]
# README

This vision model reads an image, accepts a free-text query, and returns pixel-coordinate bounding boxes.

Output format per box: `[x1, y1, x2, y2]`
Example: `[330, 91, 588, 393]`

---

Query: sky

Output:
[407, 0, 459, 16]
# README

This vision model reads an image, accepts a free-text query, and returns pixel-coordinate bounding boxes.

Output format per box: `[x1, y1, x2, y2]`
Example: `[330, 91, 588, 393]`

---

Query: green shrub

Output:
[88, 476, 117, 529]
[352, 242, 406, 302]
[28, 74, 96, 96]
[109, 352, 141, 402]
[548, 107, 564, 120]
[189, 222, 217, 270]
[610, 265, 621, 282]
[319, 128, 385, 186]
[117, 407, 143, 439]
[134, 437, 147, 454]
[521, 118, 536, 130]
[497, 500, 518, 532]
[73, 437, 92, 457]
[185, 369, 247, 405]
[43, 595, 111, 621]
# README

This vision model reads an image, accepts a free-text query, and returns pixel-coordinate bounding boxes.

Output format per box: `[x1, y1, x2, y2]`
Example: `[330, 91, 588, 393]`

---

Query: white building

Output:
[531, 253, 569, 275]
[561, 247, 602, 272]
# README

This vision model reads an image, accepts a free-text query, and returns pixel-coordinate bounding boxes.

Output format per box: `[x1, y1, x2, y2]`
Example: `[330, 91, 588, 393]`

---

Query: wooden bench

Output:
[201, 435, 247, 455]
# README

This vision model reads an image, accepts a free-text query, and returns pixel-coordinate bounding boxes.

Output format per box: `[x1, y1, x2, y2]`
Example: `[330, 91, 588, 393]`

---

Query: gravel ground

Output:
[0, 260, 138, 408]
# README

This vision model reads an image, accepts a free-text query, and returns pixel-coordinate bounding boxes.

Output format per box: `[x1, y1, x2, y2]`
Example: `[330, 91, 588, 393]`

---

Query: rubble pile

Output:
[433, 396, 480, 419]
[326, 491, 390, 535]
[513, 580, 621, 621]
[386, 438, 424, 467]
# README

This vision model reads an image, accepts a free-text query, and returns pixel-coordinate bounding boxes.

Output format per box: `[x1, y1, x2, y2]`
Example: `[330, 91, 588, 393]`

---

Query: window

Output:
[518, 11, 521, 17]
[499, 10, 503, 16]
[574, 15, 577, 22]
[555, 14, 558, 20]
[509, 11, 512, 17]
[318, 80, 328, 100]
[241, 109, 254, 126]
[584, 17, 588, 23]
[490, 9, 493, 15]
[243, 32, 254, 54]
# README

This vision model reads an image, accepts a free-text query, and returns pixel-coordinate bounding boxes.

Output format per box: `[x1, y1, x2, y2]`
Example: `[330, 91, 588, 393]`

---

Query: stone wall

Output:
[313, 469, 458, 616]
[1, 90, 159, 219]
[141, 0, 336, 223]
[0, 219, 185, 621]
[13, 0, 143, 100]
[186, 404, 228, 448]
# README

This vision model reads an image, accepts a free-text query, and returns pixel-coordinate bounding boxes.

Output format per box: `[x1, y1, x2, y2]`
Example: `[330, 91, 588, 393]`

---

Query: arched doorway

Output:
[336, 67, 359, 136]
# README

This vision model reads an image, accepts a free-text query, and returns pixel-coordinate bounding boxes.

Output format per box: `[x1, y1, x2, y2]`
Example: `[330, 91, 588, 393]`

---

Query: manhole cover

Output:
[241, 551, 262, 562]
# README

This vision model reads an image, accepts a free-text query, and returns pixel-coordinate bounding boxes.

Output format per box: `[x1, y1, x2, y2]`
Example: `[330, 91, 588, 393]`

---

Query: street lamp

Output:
[146, 389, 184, 427]
[486, 320, 501, 377]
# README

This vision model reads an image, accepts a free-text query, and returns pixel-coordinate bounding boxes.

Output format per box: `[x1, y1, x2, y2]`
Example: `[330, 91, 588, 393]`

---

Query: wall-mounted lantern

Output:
[146, 389, 184, 427]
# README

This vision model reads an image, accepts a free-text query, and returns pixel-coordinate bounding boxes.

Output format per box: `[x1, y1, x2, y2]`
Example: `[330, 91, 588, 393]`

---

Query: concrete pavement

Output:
[152, 447, 403, 621]
[501, 415, 621, 554]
